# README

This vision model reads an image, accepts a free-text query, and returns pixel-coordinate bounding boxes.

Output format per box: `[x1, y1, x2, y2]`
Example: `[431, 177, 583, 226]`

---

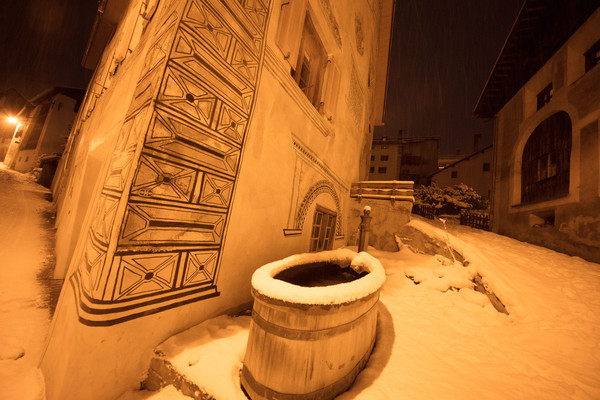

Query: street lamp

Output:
[6, 116, 19, 125]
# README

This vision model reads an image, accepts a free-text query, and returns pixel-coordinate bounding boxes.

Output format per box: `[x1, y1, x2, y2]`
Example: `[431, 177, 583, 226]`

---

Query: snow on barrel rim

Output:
[251, 249, 386, 306]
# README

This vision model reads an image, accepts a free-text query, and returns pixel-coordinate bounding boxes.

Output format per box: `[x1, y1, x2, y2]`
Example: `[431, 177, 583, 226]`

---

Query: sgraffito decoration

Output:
[283, 135, 347, 239]
[295, 179, 343, 237]
[70, 0, 272, 326]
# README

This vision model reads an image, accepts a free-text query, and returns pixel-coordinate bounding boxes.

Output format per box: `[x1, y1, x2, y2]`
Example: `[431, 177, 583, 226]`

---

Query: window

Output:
[521, 111, 571, 204]
[483, 162, 490, 171]
[276, 3, 340, 120]
[451, 171, 457, 178]
[380, 155, 389, 161]
[292, 15, 327, 108]
[369, 166, 374, 173]
[536, 83, 553, 110]
[310, 206, 336, 252]
[370, 155, 375, 161]
[584, 39, 600, 72]
[378, 167, 387, 173]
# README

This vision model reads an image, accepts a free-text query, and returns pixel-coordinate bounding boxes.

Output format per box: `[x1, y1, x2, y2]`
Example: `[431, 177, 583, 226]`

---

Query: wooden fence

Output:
[411, 203, 438, 219]
[460, 211, 490, 231]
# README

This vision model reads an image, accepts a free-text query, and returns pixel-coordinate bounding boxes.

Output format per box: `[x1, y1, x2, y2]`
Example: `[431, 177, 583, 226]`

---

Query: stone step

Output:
[143, 355, 215, 400]
[141, 310, 252, 400]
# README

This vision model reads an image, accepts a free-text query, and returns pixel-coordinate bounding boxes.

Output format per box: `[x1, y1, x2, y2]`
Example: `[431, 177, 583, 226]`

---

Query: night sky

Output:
[376, 0, 523, 156]
[0, 0, 96, 99]
[0, 0, 522, 155]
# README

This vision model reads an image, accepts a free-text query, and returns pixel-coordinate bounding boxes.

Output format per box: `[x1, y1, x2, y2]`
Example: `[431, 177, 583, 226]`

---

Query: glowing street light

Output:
[6, 116, 19, 125]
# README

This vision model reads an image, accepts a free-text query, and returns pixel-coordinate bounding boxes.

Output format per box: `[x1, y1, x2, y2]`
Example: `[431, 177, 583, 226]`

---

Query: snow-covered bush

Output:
[414, 183, 488, 214]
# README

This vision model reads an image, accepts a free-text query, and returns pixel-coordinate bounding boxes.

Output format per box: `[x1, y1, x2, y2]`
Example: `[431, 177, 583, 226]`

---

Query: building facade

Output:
[42, 0, 395, 399]
[6, 87, 83, 173]
[368, 136, 439, 185]
[475, 2, 600, 262]
[430, 145, 493, 199]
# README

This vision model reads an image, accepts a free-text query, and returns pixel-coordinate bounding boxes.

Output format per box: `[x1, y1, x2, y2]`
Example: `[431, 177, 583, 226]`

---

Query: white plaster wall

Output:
[432, 147, 493, 198]
[41, 1, 393, 399]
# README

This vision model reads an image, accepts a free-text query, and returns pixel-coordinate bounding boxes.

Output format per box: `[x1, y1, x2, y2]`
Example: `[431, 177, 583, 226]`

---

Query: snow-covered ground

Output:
[0, 165, 55, 400]
[2, 165, 599, 400]
[120, 219, 600, 400]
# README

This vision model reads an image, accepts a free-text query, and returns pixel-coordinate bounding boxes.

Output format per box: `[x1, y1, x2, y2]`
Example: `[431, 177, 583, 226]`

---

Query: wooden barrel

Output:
[241, 250, 385, 400]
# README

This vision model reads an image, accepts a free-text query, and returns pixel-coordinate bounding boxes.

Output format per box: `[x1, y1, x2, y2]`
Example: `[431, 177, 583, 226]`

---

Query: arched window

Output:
[521, 111, 571, 204]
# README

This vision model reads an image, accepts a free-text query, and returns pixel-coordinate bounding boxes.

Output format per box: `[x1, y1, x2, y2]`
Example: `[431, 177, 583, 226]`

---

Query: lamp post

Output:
[3, 116, 22, 167]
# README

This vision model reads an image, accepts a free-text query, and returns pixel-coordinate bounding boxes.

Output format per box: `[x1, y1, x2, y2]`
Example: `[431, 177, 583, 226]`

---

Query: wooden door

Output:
[309, 206, 336, 252]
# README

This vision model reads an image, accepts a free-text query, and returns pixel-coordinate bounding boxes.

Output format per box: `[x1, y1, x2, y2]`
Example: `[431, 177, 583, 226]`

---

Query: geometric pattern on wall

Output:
[115, 252, 180, 300]
[131, 154, 198, 202]
[182, 250, 218, 287]
[118, 202, 225, 246]
[145, 108, 241, 177]
[71, 0, 272, 326]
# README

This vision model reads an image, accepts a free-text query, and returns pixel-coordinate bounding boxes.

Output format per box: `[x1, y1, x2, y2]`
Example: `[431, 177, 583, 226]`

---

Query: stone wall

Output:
[347, 198, 412, 251]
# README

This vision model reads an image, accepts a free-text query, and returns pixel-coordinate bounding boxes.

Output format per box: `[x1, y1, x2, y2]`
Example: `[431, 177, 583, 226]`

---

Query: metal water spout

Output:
[358, 206, 372, 252]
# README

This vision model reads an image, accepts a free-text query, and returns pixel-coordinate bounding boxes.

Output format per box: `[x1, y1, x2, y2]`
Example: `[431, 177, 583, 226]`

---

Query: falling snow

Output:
[1, 167, 599, 400]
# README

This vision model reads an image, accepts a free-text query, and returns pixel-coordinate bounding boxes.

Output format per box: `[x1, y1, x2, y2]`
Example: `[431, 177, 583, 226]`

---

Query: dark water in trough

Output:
[274, 262, 367, 287]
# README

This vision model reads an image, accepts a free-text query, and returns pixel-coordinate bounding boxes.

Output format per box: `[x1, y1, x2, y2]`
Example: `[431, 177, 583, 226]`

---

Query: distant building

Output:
[369, 136, 439, 185]
[474, 2, 600, 262]
[0, 89, 28, 161]
[430, 145, 493, 199]
[6, 87, 84, 174]
[437, 155, 463, 169]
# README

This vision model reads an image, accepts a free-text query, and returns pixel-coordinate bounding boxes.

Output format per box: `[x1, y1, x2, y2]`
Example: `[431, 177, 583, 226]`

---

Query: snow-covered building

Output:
[474, 1, 600, 262]
[430, 145, 493, 199]
[4, 87, 84, 174]
[42, 0, 395, 399]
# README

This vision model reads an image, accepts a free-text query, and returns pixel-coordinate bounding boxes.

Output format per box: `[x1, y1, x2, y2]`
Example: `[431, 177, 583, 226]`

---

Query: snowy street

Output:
[0, 166, 599, 400]
[122, 219, 600, 399]
[0, 165, 57, 400]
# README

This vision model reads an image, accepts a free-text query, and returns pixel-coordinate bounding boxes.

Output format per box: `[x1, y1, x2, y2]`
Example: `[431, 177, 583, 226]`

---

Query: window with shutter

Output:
[275, 0, 308, 69]
[277, 1, 341, 122]
[292, 14, 327, 107]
